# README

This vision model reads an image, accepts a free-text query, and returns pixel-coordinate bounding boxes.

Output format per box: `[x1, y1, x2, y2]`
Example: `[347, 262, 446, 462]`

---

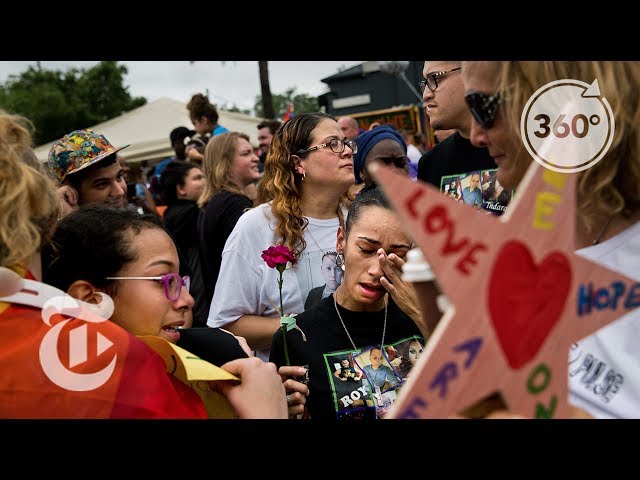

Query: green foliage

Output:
[253, 88, 319, 119]
[221, 104, 252, 115]
[0, 61, 146, 146]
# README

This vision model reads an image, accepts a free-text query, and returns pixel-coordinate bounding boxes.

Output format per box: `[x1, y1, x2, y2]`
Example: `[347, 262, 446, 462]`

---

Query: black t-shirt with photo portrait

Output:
[270, 294, 424, 420]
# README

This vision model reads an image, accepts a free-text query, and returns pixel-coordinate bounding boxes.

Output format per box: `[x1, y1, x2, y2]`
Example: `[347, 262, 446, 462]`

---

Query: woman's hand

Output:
[211, 357, 287, 419]
[378, 249, 422, 324]
[278, 365, 310, 418]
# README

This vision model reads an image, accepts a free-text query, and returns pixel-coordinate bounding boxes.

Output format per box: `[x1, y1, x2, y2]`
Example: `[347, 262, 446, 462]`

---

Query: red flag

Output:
[282, 103, 294, 122]
[0, 275, 208, 419]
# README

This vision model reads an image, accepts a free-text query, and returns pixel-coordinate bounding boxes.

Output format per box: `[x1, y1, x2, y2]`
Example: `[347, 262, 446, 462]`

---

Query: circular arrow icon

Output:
[520, 79, 615, 173]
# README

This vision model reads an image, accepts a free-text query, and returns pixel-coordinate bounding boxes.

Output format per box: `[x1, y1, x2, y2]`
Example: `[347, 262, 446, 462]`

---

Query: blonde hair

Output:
[256, 113, 350, 258]
[495, 61, 640, 236]
[198, 132, 250, 208]
[0, 111, 60, 267]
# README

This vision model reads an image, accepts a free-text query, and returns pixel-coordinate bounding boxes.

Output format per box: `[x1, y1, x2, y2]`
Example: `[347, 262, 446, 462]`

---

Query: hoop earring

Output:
[335, 253, 345, 271]
[302, 171, 306, 183]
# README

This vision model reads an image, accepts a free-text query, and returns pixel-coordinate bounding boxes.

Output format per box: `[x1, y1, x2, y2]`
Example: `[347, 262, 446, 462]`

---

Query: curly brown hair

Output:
[0, 111, 60, 267]
[256, 113, 350, 258]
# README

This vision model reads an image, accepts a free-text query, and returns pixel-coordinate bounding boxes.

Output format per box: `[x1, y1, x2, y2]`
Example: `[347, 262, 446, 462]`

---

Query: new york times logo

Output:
[39, 293, 117, 391]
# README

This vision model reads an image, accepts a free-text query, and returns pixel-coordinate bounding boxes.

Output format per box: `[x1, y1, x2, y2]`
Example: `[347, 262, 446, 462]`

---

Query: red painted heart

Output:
[488, 240, 572, 369]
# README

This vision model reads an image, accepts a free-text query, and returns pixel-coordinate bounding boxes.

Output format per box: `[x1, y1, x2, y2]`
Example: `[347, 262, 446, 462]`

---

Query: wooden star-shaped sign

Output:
[369, 161, 640, 419]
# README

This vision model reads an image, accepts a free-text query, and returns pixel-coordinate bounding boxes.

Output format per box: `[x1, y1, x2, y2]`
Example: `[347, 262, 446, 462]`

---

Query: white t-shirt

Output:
[569, 220, 640, 418]
[207, 202, 345, 361]
[406, 144, 422, 165]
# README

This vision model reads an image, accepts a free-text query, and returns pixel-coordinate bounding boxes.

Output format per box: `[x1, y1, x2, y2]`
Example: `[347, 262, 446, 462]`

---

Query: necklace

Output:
[333, 291, 387, 351]
[307, 227, 329, 256]
[304, 209, 346, 255]
[592, 215, 614, 246]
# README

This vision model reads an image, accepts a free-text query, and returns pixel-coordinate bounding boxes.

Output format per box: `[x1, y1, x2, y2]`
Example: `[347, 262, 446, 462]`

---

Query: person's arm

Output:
[176, 327, 250, 365]
[222, 314, 282, 351]
[186, 147, 204, 162]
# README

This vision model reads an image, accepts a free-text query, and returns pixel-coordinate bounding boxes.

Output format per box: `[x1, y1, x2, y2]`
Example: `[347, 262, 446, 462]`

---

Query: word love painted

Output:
[405, 189, 488, 275]
[395, 337, 483, 419]
[577, 281, 640, 315]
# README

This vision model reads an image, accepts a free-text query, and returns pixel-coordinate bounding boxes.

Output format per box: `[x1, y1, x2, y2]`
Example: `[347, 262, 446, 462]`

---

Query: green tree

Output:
[221, 105, 252, 115]
[253, 88, 319, 119]
[0, 61, 146, 146]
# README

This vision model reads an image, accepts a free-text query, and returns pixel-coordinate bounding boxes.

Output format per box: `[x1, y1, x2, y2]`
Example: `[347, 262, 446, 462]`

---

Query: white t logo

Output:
[39, 293, 117, 392]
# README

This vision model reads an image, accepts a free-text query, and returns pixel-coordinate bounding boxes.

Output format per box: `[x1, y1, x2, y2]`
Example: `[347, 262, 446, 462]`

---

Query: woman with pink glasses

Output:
[43, 205, 307, 418]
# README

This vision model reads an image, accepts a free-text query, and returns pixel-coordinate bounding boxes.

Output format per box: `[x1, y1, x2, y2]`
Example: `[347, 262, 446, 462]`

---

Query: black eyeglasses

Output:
[464, 91, 502, 129]
[298, 137, 358, 156]
[418, 67, 462, 93]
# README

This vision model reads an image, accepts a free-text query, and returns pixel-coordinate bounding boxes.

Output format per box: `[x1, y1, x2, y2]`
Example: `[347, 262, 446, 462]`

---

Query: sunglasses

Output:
[464, 91, 502, 129]
[106, 273, 190, 301]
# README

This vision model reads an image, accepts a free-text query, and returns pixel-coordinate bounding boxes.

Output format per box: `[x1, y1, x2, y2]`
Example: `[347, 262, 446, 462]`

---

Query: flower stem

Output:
[278, 272, 284, 317]
[280, 323, 290, 366]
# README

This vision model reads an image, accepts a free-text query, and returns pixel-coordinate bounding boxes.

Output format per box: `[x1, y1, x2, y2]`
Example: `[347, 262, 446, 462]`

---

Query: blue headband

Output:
[353, 126, 407, 184]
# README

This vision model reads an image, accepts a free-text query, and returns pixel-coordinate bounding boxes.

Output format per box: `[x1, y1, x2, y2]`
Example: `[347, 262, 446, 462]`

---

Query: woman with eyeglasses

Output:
[0, 112, 209, 419]
[43, 204, 296, 419]
[461, 61, 640, 419]
[270, 186, 427, 420]
[349, 125, 410, 197]
[207, 113, 356, 364]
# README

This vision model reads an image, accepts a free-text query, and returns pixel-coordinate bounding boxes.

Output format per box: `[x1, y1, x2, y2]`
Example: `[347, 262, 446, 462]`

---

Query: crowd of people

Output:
[1, 62, 639, 420]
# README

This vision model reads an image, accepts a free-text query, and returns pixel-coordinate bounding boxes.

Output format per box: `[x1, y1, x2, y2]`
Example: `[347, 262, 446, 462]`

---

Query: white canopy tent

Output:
[34, 97, 265, 165]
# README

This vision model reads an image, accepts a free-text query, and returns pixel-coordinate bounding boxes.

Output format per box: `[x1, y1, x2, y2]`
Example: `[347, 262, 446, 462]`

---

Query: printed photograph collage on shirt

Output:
[325, 336, 425, 420]
[440, 168, 515, 216]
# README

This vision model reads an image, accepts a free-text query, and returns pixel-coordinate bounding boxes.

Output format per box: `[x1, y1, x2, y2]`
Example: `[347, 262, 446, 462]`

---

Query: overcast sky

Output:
[0, 61, 363, 113]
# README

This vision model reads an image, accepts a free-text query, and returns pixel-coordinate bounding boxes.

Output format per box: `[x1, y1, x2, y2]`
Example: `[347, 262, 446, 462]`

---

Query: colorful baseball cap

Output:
[47, 129, 130, 183]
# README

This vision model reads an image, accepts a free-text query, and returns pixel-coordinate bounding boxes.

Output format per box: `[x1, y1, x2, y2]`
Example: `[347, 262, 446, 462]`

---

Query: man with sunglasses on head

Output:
[417, 61, 501, 211]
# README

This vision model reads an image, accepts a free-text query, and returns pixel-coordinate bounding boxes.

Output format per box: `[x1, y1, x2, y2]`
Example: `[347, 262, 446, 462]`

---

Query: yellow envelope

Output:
[138, 335, 239, 418]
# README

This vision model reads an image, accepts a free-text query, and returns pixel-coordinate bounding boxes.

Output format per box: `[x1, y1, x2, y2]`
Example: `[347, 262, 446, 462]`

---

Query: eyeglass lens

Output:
[329, 138, 357, 154]
[166, 274, 190, 300]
